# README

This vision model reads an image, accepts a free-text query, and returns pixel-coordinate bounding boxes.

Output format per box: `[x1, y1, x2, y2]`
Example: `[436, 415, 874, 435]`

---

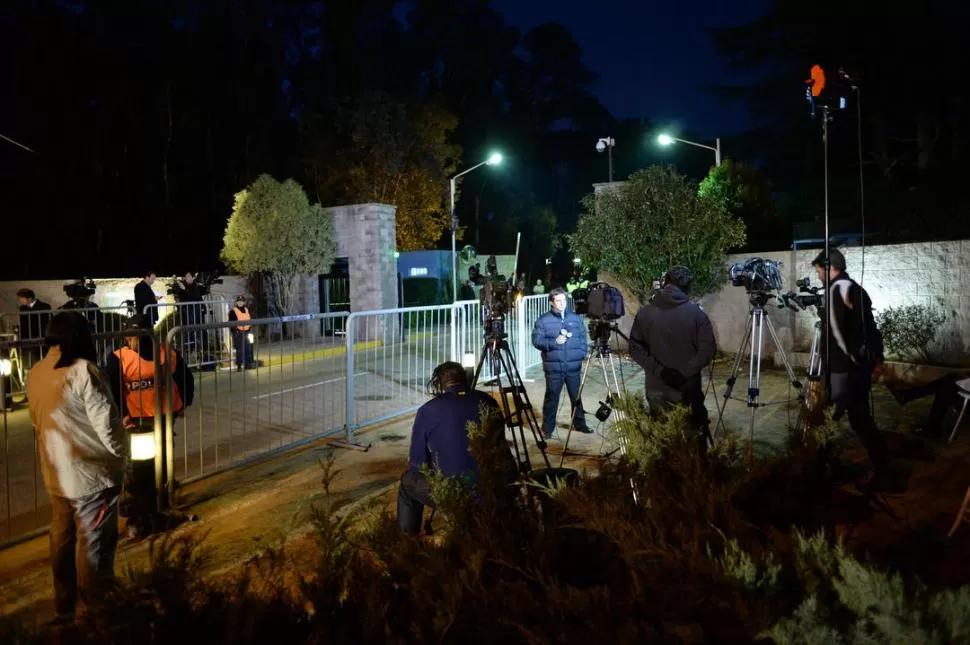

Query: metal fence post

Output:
[516, 295, 527, 370]
[345, 312, 357, 443]
[450, 303, 458, 363]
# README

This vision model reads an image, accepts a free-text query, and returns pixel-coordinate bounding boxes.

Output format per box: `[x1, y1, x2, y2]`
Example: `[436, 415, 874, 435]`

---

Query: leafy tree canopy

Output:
[221, 174, 337, 311]
[698, 160, 783, 249]
[570, 166, 747, 303]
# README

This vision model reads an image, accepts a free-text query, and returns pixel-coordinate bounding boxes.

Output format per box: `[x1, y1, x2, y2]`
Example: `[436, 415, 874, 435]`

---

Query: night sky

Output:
[492, 0, 773, 138]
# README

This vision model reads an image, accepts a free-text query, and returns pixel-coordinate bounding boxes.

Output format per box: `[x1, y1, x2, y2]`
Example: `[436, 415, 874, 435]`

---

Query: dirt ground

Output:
[2, 361, 970, 625]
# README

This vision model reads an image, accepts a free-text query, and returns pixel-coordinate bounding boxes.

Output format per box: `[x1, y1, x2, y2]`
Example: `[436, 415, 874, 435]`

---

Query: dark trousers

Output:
[831, 370, 889, 474]
[396, 470, 435, 534]
[646, 380, 711, 453]
[542, 368, 587, 436]
[49, 486, 121, 618]
[894, 374, 966, 438]
[232, 332, 253, 368]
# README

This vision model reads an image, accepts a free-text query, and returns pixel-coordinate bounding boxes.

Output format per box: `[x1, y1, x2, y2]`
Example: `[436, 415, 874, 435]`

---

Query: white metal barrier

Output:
[144, 299, 233, 370]
[165, 312, 351, 485]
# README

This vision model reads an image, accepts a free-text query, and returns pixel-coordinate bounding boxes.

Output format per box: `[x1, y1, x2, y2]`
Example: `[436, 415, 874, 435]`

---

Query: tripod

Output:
[716, 291, 804, 464]
[471, 318, 554, 476]
[558, 321, 639, 504]
[559, 321, 627, 466]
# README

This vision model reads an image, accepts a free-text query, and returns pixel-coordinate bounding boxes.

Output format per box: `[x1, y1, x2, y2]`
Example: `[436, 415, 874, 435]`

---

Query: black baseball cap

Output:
[811, 248, 846, 271]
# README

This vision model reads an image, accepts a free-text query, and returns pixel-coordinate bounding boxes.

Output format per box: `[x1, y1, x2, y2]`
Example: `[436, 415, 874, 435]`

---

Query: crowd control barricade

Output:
[344, 305, 455, 435]
[0, 328, 163, 549]
[144, 299, 233, 370]
[164, 311, 351, 487]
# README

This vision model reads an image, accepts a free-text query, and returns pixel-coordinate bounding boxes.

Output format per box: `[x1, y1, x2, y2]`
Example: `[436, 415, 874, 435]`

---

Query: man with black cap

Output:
[813, 248, 892, 490]
[628, 265, 717, 452]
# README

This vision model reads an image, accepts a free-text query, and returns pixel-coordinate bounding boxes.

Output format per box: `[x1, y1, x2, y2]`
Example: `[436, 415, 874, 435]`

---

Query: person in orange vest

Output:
[228, 295, 255, 371]
[105, 317, 194, 535]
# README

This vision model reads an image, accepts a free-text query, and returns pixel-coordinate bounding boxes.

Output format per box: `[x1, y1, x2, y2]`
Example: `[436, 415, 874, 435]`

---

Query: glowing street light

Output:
[657, 133, 722, 167]
[450, 152, 503, 303]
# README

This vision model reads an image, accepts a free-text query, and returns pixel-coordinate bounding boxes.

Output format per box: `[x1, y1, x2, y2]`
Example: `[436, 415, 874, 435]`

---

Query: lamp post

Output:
[450, 152, 502, 302]
[657, 133, 722, 167]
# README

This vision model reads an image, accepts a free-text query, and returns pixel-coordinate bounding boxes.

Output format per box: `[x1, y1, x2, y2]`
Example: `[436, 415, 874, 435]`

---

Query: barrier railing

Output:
[144, 299, 233, 370]
[0, 294, 581, 549]
[0, 328, 162, 549]
[345, 305, 454, 434]
[164, 312, 351, 486]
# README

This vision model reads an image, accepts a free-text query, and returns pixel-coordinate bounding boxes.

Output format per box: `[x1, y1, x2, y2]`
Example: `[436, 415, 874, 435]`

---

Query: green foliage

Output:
[221, 174, 338, 314]
[302, 91, 461, 252]
[699, 160, 783, 247]
[571, 166, 747, 303]
[8, 395, 970, 644]
[874, 304, 947, 363]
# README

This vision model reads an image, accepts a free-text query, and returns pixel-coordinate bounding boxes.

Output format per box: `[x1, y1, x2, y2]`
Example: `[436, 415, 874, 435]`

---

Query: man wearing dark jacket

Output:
[628, 266, 716, 450]
[814, 249, 891, 488]
[16, 288, 52, 370]
[134, 272, 159, 329]
[397, 361, 516, 533]
[531, 288, 590, 438]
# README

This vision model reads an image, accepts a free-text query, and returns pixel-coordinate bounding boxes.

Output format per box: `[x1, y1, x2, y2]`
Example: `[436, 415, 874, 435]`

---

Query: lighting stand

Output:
[714, 291, 804, 465]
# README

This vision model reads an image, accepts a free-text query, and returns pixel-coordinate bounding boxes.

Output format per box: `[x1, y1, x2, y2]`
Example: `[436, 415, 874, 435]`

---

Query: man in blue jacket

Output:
[531, 288, 590, 439]
[397, 361, 515, 534]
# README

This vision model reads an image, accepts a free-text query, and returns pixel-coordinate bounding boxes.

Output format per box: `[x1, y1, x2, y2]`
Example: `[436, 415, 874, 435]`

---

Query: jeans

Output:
[232, 332, 253, 368]
[49, 486, 121, 618]
[397, 470, 434, 534]
[830, 370, 889, 474]
[541, 368, 587, 436]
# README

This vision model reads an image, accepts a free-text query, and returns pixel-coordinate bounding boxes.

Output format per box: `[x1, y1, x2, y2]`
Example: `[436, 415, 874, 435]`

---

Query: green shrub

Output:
[4, 398, 969, 644]
[875, 304, 946, 363]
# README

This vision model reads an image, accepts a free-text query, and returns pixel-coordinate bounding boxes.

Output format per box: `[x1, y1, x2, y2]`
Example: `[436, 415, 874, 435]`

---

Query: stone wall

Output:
[325, 203, 398, 339]
[699, 240, 970, 367]
[599, 240, 970, 368]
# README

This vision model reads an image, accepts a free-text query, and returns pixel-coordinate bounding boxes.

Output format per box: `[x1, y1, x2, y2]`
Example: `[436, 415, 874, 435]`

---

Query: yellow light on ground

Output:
[0, 359, 10, 376]
[130, 431, 156, 461]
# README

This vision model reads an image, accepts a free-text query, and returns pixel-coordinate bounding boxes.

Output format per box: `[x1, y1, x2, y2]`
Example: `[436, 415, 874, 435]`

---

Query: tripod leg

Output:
[746, 309, 765, 467]
[764, 316, 803, 391]
[557, 352, 595, 469]
[713, 311, 754, 438]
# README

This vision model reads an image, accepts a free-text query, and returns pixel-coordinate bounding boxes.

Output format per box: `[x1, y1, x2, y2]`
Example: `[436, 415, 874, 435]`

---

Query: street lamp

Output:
[657, 133, 722, 167]
[450, 152, 503, 302]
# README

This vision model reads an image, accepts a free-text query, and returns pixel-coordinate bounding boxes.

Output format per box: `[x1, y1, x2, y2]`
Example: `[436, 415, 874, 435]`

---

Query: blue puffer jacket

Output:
[532, 309, 588, 374]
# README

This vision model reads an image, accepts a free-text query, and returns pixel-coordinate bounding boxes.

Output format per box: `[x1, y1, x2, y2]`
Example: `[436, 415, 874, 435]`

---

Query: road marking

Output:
[251, 372, 368, 400]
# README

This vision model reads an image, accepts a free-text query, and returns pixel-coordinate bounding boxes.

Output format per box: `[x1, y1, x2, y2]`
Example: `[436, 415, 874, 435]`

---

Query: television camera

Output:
[576, 282, 626, 348]
[167, 270, 224, 300]
[729, 258, 785, 294]
[61, 278, 98, 309]
[779, 277, 824, 314]
[478, 255, 518, 338]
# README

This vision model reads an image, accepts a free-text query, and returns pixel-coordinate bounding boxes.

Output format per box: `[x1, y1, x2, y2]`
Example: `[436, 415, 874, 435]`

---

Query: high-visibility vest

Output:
[113, 346, 183, 418]
[232, 306, 252, 331]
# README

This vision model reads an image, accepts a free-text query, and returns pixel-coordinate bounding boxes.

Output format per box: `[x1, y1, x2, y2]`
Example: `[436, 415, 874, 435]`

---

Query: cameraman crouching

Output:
[397, 362, 516, 534]
[628, 266, 716, 452]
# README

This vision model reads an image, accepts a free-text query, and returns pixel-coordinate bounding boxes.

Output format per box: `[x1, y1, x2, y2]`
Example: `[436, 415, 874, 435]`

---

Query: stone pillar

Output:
[325, 203, 398, 340]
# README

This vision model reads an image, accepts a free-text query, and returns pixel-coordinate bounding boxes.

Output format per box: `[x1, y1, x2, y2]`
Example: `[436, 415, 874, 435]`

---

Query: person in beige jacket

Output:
[27, 312, 128, 623]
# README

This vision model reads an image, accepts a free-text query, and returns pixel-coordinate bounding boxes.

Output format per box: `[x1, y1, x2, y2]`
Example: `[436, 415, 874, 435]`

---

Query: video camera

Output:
[480, 275, 518, 339]
[780, 277, 824, 313]
[62, 278, 97, 302]
[729, 258, 785, 293]
[168, 270, 224, 300]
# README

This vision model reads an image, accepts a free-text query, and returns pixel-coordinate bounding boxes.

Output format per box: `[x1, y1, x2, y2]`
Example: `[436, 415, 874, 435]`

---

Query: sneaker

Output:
[575, 426, 594, 434]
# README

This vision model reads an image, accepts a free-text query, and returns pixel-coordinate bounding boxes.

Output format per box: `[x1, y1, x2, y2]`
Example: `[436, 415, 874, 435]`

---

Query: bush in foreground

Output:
[2, 396, 968, 644]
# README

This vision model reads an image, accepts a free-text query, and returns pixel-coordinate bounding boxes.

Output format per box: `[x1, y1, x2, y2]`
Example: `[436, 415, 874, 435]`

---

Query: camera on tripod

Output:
[574, 282, 625, 318]
[779, 277, 824, 313]
[729, 258, 785, 293]
[61, 278, 97, 308]
[479, 257, 518, 339]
